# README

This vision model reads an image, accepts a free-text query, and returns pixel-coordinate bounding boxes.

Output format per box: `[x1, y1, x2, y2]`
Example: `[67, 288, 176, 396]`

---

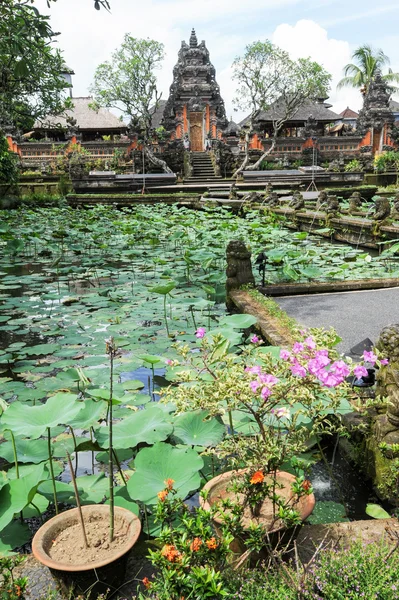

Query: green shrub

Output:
[345, 159, 363, 172]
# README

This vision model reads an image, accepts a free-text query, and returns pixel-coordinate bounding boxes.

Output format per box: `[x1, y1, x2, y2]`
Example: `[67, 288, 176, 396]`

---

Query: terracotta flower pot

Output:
[32, 504, 141, 597]
[200, 469, 315, 562]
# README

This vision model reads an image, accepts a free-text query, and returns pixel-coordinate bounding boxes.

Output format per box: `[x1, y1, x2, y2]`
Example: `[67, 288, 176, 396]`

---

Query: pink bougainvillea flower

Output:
[280, 349, 291, 360]
[304, 336, 316, 350]
[317, 370, 343, 388]
[363, 350, 377, 365]
[245, 365, 262, 375]
[275, 407, 290, 419]
[250, 380, 260, 393]
[380, 358, 389, 365]
[259, 373, 279, 386]
[290, 361, 307, 377]
[292, 342, 304, 354]
[195, 327, 206, 338]
[353, 364, 369, 379]
[330, 360, 351, 378]
[250, 335, 260, 344]
[261, 386, 272, 400]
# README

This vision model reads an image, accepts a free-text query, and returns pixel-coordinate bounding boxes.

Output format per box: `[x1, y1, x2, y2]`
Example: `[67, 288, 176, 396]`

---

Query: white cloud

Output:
[271, 20, 363, 114]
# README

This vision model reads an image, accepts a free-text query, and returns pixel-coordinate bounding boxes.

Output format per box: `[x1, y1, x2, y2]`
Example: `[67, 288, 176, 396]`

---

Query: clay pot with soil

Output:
[32, 504, 141, 597]
[200, 469, 315, 562]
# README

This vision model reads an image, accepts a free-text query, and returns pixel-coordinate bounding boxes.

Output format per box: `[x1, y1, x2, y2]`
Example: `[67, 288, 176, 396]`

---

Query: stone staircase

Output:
[185, 152, 222, 184]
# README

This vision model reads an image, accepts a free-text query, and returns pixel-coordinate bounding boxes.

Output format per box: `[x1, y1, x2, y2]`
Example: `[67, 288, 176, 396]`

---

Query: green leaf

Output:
[366, 503, 391, 519]
[148, 281, 176, 295]
[94, 405, 173, 449]
[74, 473, 110, 504]
[22, 493, 49, 518]
[220, 314, 257, 329]
[0, 437, 49, 464]
[1, 393, 82, 438]
[67, 399, 107, 428]
[173, 410, 225, 447]
[121, 380, 145, 391]
[104, 486, 139, 516]
[307, 501, 349, 524]
[138, 355, 162, 365]
[0, 521, 31, 556]
[0, 464, 46, 531]
[127, 442, 203, 505]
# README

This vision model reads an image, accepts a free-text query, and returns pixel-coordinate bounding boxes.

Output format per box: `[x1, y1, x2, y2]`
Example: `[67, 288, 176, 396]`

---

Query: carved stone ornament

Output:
[226, 240, 255, 308]
[348, 191, 363, 214]
[372, 196, 391, 221]
[374, 324, 399, 443]
[289, 191, 305, 211]
[356, 70, 394, 136]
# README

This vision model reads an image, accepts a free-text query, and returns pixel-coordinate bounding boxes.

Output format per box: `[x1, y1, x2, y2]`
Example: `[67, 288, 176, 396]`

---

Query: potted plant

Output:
[31, 338, 141, 597]
[163, 326, 356, 559]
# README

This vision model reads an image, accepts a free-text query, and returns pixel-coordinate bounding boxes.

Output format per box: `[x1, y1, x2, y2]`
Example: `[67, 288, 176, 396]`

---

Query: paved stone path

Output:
[275, 287, 399, 355]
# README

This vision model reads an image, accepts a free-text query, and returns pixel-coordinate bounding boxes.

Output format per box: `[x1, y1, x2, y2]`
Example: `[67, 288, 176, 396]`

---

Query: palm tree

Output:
[337, 44, 399, 93]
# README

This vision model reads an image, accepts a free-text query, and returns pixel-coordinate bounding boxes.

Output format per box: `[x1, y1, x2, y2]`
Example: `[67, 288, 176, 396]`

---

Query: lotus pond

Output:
[0, 203, 392, 555]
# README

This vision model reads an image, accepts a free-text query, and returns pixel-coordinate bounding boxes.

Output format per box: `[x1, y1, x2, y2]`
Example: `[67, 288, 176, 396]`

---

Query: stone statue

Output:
[348, 191, 363, 215]
[264, 183, 273, 198]
[316, 190, 328, 211]
[264, 191, 280, 207]
[375, 324, 399, 444]
[391, 195, 399, 221]
[226, 240, 255, 309]
[241, 191, 262, 205]
[372, 197, 391, 221]
[325, 194, 340, 216]
[289, 191, 305, 211]
[229, 182, 238, 200]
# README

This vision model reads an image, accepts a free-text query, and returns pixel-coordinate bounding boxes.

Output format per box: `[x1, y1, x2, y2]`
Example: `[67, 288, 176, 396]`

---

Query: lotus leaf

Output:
[104, 486, 139, 516]
[0, 521, 31, 556]
[127, 442, 203, 505]
[1, 393, 82, 438]
[0, 464, 46, 531]
[366, 503, 391, 519]
[22, 493, 49, 518]
[173, 410, 225, 447]
[0, 437, 49, 464]
[94, 405, 173, 449]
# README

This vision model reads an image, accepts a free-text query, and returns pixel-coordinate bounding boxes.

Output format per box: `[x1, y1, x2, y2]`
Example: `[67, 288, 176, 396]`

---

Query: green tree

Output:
[337, 44, 399, 93]
[90, 34, 172, 173]
[232, 41, 331, 175]
[0, 0, 70, 131]
[0, 135, 20, 197]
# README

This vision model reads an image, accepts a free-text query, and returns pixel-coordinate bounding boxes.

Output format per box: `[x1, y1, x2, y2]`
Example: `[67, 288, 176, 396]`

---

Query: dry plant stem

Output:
[108, 346, 115, 543]
[47, 427, 59, 515]
[66, 450, 88, 548]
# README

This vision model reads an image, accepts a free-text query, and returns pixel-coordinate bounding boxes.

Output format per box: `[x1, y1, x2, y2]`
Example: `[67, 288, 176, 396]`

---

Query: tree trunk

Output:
[144, 145, 173, 174]
[232, 130, 251, 179]
[246, 138, 277, 170]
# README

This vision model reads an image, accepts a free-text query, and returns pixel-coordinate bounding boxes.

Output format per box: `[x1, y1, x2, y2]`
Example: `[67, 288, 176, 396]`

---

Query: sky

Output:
[34, 0, 399, 122]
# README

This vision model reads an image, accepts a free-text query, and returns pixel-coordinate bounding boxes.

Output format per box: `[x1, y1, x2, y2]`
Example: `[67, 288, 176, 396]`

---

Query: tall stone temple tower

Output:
[163, 29, 228, 152]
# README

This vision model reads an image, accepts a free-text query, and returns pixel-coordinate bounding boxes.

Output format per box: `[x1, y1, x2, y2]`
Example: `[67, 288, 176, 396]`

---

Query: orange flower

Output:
[302, 479, 312, 492]
[165, 478, 175, 490]
[190, 537, 202, 552]
[161, 544, 182, 562]
[142, 577, 151, 589]
[157, 489, 169, 502]
[206, 537, 218, 550]
[250, 470, 265, 485]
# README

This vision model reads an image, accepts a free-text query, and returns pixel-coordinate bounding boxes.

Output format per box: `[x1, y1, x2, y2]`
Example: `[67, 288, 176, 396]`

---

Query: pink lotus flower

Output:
[250, 335, 260, 344]
[363, 350, 377, 365]
[353, 364, 368, 379]
[195, 327, 206, 339]
[380, 358, 389, 365]
[165, 359, 173, 366]
[280, 349, 291, 360]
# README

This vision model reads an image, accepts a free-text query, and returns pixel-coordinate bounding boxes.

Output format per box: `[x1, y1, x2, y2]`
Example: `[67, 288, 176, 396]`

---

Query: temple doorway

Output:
[189, 112, 203, 152]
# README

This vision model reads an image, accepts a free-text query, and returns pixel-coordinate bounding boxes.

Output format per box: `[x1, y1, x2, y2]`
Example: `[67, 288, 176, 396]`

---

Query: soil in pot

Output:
[49, 511, 134, 565]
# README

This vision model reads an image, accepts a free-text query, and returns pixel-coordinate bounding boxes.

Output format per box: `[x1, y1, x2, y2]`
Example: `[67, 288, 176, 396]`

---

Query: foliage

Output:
[162, 329, 354, 525]
[0, 556, 27, 600]
[90, 35, 164, 138]
[0, 135, 19, 193]
[0, 0, 70, 129]
[374, 151, 399, 173]
[337, 44, 399, 93]
[245, 288, 298, 338]
[344, 159, 363, 172]
[232, 40, 331, 173]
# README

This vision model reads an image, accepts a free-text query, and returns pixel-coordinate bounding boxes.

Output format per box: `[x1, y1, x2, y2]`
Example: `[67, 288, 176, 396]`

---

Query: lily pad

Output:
[127, 442, 203, 505]
[173, 410, 225, 447]
[0, 521, 31, 556]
